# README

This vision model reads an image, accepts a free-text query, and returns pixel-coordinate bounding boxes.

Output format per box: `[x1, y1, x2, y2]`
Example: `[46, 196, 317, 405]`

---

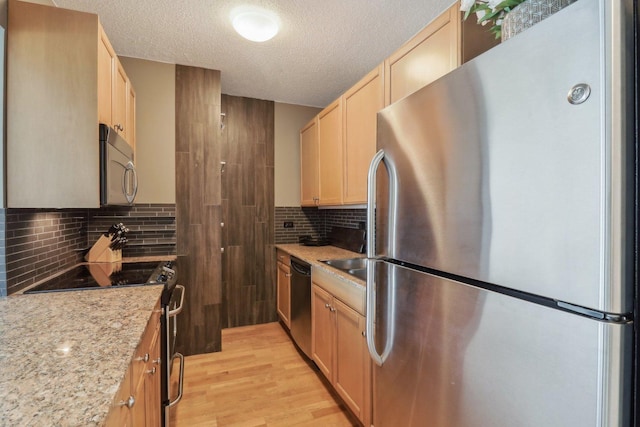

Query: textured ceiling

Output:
[53, 0, 456, 107]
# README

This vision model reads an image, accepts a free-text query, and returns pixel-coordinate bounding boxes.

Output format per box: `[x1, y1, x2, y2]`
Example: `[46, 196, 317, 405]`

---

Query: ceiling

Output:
[51, 0, 456, 108]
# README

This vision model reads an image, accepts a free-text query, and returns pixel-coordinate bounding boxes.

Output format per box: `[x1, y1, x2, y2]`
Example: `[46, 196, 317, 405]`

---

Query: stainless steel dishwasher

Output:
[289, 256, 312, 358]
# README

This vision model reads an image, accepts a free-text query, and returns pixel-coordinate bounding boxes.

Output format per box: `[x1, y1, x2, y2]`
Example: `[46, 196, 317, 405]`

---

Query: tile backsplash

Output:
[5, 209, 87, 294]
[1, 204, 361, 294]
[87, 204, 176, 258]
[275, 207, 366, 244]
[2, 204, 176, 295]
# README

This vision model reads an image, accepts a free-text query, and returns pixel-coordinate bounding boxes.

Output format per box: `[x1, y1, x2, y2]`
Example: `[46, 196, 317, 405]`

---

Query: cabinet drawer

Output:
[276, 249, 290, 266]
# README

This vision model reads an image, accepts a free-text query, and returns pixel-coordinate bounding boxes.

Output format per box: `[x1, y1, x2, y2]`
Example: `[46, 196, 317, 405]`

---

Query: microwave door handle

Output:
[124, 162, 137, 204]
[130, 165, 138, 201]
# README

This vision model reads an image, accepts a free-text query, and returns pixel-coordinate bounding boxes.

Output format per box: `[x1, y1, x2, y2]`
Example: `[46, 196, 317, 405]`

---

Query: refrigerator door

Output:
[374, 0, 635, 314]
[368, 260, 631, 427]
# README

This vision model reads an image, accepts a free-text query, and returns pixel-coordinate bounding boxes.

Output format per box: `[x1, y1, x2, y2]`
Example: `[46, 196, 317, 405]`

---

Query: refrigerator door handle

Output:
[366, 258, 396, 366]
[367, 149, 384, 258]
[367, 149, 398, 259]
[366, 149, 397, 366]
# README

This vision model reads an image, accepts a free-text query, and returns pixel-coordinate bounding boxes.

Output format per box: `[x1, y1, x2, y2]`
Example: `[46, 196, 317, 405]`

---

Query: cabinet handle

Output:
[136, 353, 149, 363]
[330, 306, 336, 312]
[118, 396, 135, 409]
[361, 330, 366, 337]
[153, 357, 161, 365]
[325, 303, 330, 309]
[146, 367, 156, 375]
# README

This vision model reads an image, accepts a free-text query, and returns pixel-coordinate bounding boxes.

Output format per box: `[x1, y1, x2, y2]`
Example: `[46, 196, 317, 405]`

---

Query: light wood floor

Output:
[169, 322, 359, 427]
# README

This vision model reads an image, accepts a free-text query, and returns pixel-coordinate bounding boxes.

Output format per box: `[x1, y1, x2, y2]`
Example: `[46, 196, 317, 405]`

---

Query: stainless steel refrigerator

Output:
[365, 0, 637, 426]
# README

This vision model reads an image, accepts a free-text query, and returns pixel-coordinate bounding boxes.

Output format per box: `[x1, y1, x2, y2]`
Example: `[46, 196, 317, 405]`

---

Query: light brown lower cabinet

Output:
[311, 284, 371, 426]
[106, 299, 161, 426]
[276, 250, 292, 328]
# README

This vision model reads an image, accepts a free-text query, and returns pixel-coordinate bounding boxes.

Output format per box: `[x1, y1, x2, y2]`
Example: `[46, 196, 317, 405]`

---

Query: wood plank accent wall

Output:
[220, 95, 276, 328]
[175, 65, 223, 355]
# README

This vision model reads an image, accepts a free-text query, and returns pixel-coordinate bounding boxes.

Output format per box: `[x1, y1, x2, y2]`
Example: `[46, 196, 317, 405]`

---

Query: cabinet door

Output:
[127, 83, 136, 159]
[98, 23, 115, 127]
[385, 3, 461, 105]
[105, 364, 133, 427]
[300, 118, 319, 206]
[318, 99, 343, 205]
[334, 298, 370, 426]
[342, 65, 384, 204]
[131, 371, 146, 426]
[113, 59, 128, 138]
[144, 324, 161, 427]
[7, 0, 101, 208]
[311, 284, 335, 381]
[277, 261, 292, 328]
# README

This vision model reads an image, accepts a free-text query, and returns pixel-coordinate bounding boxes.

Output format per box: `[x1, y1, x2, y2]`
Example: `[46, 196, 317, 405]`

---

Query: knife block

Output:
[85, 235, 122, 263]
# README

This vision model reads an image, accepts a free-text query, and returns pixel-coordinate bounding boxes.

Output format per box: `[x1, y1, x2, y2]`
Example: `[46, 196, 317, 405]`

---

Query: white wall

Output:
[274, 102, 320, 206]
[120, 57, 176, 204]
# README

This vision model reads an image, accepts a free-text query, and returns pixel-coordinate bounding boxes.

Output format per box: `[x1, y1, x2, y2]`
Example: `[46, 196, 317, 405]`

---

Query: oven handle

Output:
[168, 352, 184, 408]
[168, 285, 185, 318]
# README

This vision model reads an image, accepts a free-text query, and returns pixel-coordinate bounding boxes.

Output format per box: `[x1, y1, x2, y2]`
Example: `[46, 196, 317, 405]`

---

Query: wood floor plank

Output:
[170, 322, 359, 426]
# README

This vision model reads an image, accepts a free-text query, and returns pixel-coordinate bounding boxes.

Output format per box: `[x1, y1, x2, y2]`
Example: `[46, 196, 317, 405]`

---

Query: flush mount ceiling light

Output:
[231, 6, 280, 42]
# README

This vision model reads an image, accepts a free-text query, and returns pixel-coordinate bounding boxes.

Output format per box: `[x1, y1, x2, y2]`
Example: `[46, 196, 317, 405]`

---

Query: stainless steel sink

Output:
[346, 268, 366, 281]
[321, 258, 367, 280]
[321, 257, 367, 270]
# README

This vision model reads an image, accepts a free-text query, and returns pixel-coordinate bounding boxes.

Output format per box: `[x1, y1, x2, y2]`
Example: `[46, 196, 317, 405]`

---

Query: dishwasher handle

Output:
[290, 259, 311, 276]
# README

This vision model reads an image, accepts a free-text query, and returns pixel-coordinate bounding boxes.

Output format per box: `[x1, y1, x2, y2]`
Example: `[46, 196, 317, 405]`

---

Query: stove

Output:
[23, 261, 175, 294]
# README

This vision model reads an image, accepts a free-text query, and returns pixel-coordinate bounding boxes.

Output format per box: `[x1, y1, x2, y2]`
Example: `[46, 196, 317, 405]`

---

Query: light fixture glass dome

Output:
[231, 7, 280, 42]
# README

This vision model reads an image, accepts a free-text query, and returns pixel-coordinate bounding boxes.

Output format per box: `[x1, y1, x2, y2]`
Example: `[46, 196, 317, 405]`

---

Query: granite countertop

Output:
[0, 285, 163, 426]
[275, 243, 366, 286]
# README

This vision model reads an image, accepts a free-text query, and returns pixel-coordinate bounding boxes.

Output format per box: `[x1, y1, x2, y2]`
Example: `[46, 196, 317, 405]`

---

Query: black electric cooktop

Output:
[24, 261, 163, 294]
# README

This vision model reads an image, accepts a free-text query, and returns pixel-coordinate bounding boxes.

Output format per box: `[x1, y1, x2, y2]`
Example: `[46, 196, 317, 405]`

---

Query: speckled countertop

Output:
[275, 244, 366, 286]
[0, 285, 163, 426]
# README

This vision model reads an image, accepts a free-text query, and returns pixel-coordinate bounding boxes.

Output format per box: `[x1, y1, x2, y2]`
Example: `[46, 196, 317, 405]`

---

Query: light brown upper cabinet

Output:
[127, 84, 137, 159]
[317, 98, 343, 206]
[99, 31, 136, 154]
[300, 118, 320, 206]
[342, 65, 384, 204]
[7, 0, 136, 208]
[98, 23, 115, 127]
[113, 59, 129, 138]
[385, 3, 461, 105]
[299, 1, 498, 208]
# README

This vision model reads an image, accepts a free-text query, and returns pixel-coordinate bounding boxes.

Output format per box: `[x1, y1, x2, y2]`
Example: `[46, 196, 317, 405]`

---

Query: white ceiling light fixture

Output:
[231, 6, 280, 42]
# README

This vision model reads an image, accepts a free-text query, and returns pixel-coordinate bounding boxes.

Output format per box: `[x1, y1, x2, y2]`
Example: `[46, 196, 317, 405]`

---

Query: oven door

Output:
[163, 284, 185, 427]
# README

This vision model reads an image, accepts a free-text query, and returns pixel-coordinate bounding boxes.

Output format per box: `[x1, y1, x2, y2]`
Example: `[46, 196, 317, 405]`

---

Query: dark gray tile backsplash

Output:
[3, 204, 176, 295]
[0, 209, 6, 297]
[274, 207, 366, 244]
[5, 209, 87, 294]
[87, 204, 176, 258]
[1, 204, 360, 294]
[275, 207, 324, 243]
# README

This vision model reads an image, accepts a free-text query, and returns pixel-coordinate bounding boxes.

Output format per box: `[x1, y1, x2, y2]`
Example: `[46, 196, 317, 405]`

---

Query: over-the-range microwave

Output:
[99, 123, 138, 206]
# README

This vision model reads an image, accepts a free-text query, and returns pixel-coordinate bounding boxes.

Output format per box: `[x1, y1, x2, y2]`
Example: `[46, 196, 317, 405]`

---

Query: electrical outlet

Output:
[283, 221, 294, 228]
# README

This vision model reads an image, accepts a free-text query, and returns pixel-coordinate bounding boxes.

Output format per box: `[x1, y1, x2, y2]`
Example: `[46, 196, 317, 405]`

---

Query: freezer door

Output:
[374, 0, 635, 314]
[369, 261, 632, 427]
